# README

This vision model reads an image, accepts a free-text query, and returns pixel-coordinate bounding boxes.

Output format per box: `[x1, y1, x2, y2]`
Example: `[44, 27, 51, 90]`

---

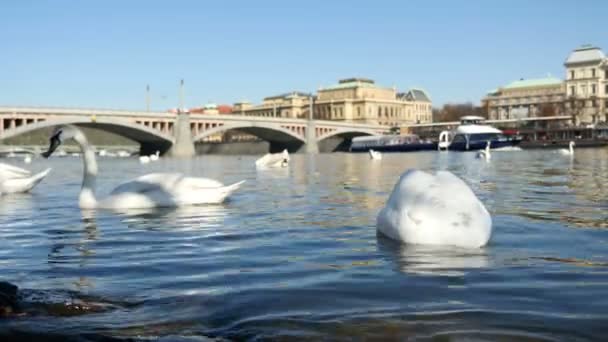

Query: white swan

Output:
[41, 125, 245, 209]
[369, 149, 382, 160]
[150, 150, 160, 162]
[0, 162, 51, 194]
[139, 155, 151, 164]
[255, 149, 289, 169]
[23, 155, 32, 164]
[476, 141, 491, 160]
[559, 141, 575, 156]
[377, 169, 492, 248]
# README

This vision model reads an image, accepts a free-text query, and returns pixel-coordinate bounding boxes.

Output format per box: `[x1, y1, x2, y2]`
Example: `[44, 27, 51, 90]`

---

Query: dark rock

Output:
[0, 281, 19, 317]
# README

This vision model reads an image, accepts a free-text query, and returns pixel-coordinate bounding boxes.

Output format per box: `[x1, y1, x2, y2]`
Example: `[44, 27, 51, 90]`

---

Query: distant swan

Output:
[377, 169, 492, 248]
[23, 155, 32, 164]
[139, 155, 150, 164]
[369, 149, 382, 160]
[0, 162, 51, 195]
[42, 125, 245, 209]
[559, 141, 575, 156]
[476, 141, 491, 160]
[150, 151, 160, 162]
[255, 149, 289, 169]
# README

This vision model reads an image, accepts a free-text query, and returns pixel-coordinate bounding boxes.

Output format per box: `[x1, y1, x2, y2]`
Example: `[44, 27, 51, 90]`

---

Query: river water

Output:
[1, 148, 607, 341]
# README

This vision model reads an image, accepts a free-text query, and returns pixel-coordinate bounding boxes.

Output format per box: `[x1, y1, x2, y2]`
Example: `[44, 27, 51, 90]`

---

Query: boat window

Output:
[452, 135, 466, 143]
[468, 133, 502, 142]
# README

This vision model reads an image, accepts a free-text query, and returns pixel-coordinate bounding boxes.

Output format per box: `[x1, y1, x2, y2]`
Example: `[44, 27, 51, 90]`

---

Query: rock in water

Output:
[0, 281, 19, 316]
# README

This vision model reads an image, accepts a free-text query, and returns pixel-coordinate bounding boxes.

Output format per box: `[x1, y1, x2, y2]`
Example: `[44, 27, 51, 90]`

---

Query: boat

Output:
[439, 116, 522, 151]
[350, 134, 437, 153]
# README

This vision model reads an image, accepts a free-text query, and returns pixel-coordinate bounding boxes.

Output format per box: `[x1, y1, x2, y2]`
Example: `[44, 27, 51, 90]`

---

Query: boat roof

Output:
[460, 115, 485, 121]
[456, 124, 502, 134]
[352, 134, 418, 142]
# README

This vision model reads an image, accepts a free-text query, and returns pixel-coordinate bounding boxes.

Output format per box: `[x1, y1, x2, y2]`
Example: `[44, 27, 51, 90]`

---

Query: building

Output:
[483, 45, 608, 125]
[564, 45, 608, 124]
[484, 77, 565, 120]
[232, 78, 433, 127]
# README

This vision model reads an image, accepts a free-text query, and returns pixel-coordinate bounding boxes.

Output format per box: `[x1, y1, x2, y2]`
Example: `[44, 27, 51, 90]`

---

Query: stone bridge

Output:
[0, 107, 389, 156]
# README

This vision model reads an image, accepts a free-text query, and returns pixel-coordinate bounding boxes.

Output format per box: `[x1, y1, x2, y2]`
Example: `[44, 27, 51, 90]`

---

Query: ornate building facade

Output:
[232, 78, 432, 127]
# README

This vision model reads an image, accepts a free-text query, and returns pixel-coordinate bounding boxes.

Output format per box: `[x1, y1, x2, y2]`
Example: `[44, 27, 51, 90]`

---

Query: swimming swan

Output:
[369, 149, 382, 160]
[476, 141, 491, 160]
[41, 125, 245, 209]
[150, 151, 160, 162]
[255, 149, 289, 169]
[376, 169, 492, 248]
[559, 141, 575, 156]
[0, 162, 51, 194]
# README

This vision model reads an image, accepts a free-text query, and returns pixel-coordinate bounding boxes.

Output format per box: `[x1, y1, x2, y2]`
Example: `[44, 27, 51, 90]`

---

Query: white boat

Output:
[438, 116, 522, 151]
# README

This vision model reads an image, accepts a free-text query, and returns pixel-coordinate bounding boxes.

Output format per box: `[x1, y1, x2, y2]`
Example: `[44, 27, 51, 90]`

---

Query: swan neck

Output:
[75, 133, 98, 208]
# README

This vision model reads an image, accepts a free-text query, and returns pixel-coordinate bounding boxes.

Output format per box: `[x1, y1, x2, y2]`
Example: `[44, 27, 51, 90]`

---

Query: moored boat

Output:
[350, 134, 437, 153]
[439, 116, 522, 151]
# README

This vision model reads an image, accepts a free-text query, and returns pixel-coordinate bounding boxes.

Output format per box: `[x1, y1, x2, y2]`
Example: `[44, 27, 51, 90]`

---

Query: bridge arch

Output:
[0, 117, 175, 154]
[192, 122, 306, 152]
[316, 127, 380, 143]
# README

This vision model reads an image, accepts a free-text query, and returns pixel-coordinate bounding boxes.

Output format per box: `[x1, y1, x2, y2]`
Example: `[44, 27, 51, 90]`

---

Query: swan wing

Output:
[0, 168, 51, 194]
[109, 173, 185, 195]
[0, 163, 31, 179]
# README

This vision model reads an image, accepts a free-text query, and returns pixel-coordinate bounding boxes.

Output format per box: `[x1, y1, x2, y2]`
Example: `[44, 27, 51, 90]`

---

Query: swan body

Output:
[42, 125, 245, 209]
[476, 141, 491, 160]
[559, 141, 575, 156]
[139, 155, 150, 164]
[255, 149, 289, 169]
[0, 162, 51, 194]
[377, 169, 492, 248]
[369, 149, 382, 160]
[150, 151, 160, 161]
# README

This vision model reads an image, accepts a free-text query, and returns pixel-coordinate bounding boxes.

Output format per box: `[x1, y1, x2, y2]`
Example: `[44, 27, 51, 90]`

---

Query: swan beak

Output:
[42, 135, 61, 158]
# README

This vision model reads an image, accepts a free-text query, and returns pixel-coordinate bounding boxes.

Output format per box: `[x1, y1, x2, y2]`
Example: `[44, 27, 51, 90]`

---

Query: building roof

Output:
[320, 78, 381, 91]
[397, 88, 432, 102]
[565, 45, 606, 65]
[502, 77, 563, 89]
[264, 91, 312, 100]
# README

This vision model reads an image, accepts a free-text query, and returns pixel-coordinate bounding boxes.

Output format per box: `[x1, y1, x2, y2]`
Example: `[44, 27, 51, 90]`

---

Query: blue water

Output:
[1, 149, 608, 341]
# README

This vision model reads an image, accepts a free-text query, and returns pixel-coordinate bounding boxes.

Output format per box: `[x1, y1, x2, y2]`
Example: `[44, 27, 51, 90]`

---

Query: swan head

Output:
[42, 125, 83, 158]
[570, 141, 576, 148]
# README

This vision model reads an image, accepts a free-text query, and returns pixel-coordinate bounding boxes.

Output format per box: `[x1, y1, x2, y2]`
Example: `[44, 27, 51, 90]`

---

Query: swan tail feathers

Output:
[221, 180, 246, 196]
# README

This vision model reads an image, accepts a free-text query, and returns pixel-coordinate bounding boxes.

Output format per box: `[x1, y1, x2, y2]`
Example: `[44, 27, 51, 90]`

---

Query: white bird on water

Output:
[255, 149, 289, 169]
[476, 141, 491, 160]
[42, 125, 245, 209]
[23, 155, 32, 164]
[0, 162, 51, 195]
[369, 149, 382, 160]
[559, 141, 575, 156]
[376, 169, 492, 248]
[150, 151, 160, 162]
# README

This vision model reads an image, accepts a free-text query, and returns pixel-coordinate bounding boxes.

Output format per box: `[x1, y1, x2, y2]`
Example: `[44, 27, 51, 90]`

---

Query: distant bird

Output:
[476, 141, 491, 160]
[559, 141, 575, 156]
[150, 151, 160, 162]
[23, 155, 32, 164]
[255, 149, 289, 169]
[369, 149, 382, 160]
[139, 155, 150, 164]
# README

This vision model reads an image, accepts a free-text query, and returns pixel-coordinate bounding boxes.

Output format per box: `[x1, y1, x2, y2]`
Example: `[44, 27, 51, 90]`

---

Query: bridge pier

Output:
[305, 120, 319, 154]
[167, 112, 196, 158]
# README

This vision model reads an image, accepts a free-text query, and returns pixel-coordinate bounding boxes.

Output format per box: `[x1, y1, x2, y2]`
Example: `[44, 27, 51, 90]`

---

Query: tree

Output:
[434, 102, 488, 122]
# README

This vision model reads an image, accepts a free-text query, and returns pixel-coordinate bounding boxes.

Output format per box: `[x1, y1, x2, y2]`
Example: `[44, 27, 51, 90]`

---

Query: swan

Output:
[23, 155, 32, 164]
[41, 125, 245, 209]
[476, 141, 491, 160]
[369, 149, 382, 160]
[376, 169, 492, 248]
[0, 162, 51, 194]
[255, 149, 289, 169]
[559, 141, 575, 156]
[139, 155, 151, 164]
[150, 151, 160, 162]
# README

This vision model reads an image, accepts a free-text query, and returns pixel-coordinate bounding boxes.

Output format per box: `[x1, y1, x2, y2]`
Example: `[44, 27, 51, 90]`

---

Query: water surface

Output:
[1, 149, 608, 341]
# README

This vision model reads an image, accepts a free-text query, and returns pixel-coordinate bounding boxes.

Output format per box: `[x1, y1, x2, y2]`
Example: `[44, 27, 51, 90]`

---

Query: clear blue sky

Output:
[1, 0, 606, 110]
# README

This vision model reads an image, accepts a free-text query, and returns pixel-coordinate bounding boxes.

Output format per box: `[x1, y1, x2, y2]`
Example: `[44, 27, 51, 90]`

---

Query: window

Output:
[592, 84, 596, 94]
[570, 70, 575, 79]
[605, 69, 608, 79]
[592, 68, 596, 78]
[570, 86, 575, 96]
[605, 84, 608, 94]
